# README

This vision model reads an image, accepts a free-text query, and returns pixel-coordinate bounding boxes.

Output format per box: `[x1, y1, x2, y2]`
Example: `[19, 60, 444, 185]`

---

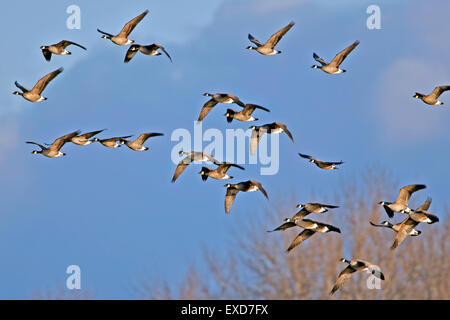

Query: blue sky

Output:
[0, 0, 449, 299]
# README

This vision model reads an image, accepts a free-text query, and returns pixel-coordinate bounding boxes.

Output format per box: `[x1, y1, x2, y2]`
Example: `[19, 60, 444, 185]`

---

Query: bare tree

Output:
[136, 170, 449, 299]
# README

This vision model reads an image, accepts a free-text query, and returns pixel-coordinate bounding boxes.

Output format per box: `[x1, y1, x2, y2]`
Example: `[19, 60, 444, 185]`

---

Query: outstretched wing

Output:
[250, 129, 263, 155]
[298, 153, 313, 160]
[30, 67, 63, 94]
[330, 265, 357, 295]
[77, 129, 106, 140]
[225, 188, 239, 214]
[313, 53, 328, 66]
[265, 21, 295, 48]
[198, 99, 219, 122]
[216, 162, 245, 174]
[248, 34, 263, 47]
[41, 48, 52, 61]
[391, 217, 418, 250]
[395, 184, 426, 206]
[14, 81, 30, 93]
[249, 180, 269, 199]
[430, 85, 450, 99]
[135, 132, 164, 145]
[416, 197, 432, 212]
[171, 156, 193, 183]
[287, 229, 315, 252]
[57, 40, 87, 50]
[152, 43, 172, 62]
[26, 141, 46, 150]
[242, 104, 270, 116]
[275, 122, 294, 142]
[49, 130, 81, 152]
[329, 40, 360, 68]
[267, 221, 296, 232]
[119, 9, 149, 37]
[124, 45, 140, 63]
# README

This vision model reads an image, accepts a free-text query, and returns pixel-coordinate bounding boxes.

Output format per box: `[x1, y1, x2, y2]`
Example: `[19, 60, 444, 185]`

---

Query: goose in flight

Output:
[224, 104, 270, 123]
[246, 21, 295, 55]
[268, 218, 341, 252]
[199, 162, 245, 181]
[378, 184, 426, 218]
[298, 153, 343, 170]
[96, 136, 133, 148]
[172, 151, 220, 183]
[390, 197, 439, 250]
[413, 85, 450, 105]
[292, 203, 339, 219]
[97, 9, 149, 46]
[40, 40, 86, 61]
[26, 130, 80, 158]
[125, 44, 172, 63]
[311, 40, 359, 74]
[198, 93, 245, 122]
[70, 129, 106, 146]
[13, 67, 63, 102]
[330, 258, 385, 295]
[224, 180, 268, 214]
[120, 132, 164, 151]
[250, 122, 294, 155]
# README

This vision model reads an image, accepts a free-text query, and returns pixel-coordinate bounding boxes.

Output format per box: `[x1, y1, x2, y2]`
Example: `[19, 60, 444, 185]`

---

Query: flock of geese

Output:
[12, 9, 446, 297]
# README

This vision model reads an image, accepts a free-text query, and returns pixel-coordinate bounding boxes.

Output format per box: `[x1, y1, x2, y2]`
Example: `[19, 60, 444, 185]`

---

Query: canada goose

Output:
[97, 9, 149, 46]
[224, 180, 268, 214]
[390, 198, 439, 250]
[330, 258, 385, 295]
[292, 203, 339, 219]
[298, 153, 343, 170]
[119, 132, 164, 151]
[198, 93, 245, 122]
[311, 40, 359, 74]
[70, 129, 106, 146]
[268, 218, 340, 252]
[124, 44, 172, 63]
[13, 67, 63, 102]
[96, 135, 133, 148]
[224, 104, 270, 123]
[378, 184, 426, 218]
[369, 220, 421, 237]
[26, 130, 80, 158]
[413, 85, 450, 105]
[40, 40, 86, 61]
[250, 122, 294, 155]
[171, 151, 220, 183]
[199, 162, 245, 181]
[246, 21, 295, 55]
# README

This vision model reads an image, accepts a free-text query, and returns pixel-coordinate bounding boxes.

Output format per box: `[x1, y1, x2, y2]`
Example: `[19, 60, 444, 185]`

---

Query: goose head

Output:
[12, 91, 22, 96]
[203, 93, 212, 97]
[246, 46, 256, 50]
[31, 150, 40, 154]
[224, 183, 232, 188]
[296, 204, 304, 209]
[380, 221, 393, 228]
[311, 65, 321, 69]
[340, 258, 350, 264]
[40, 45, 48, 50]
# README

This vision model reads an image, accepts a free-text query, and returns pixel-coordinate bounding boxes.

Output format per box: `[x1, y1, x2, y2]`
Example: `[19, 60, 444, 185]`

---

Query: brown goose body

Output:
[224, 104, 270, 122]
[247, 22, 295, 55]
[120, 133, 164, 151]
[298, 153, 343, 170]
[413, 86, 450, 105]
[40, 40, 86, 61]
[97, 10, 148, 46]
[13, 67, 63, 102]
[26, 130, 80, 158]
[199, 162, 245, 181]
[224, 180, 268, 213]
[378, 184, 426, 218]
[198, 93, 245, 122]
[312, 41, 359, 74]
[250, 122, 294, 155]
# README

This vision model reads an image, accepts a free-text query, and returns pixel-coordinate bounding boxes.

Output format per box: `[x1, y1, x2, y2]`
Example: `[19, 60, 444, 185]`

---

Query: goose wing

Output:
[249, 180, 269, 199]
[286, 229, 315, 252]
[265, 21, 295, 49]
[291, 208, 310, 220]
[225, 188, 239, 214]
[135, 132, 164, 145]
[119, 9, 149, 37]
[151, 43, 172, 62]
[26, 141, 46, 150]
[391, 217, 418, 250]
[49, 130, 81, 152]
[171, 155, 194, 183]
[77, 129, 106, 140]
[274, 122, 294, 142]
[216, 162, 245, 174]
[248, 34, 263, 47]
[30, 67, 63, 95]
[330, 265, 357, 295]
[57, 40, 87, 50]
[124, 45, 140, 63]
[416, 197, 432, 211]
[41, 48, 52, 61]
[430, 85, 450, 99]
[242, 104, 270, 116]
[250, 128, 263, 155]
[395, 184, 426, 206]
[313, 53, 328, 66]
[198, 99, 219, 122]
[14, 81, 30, 93]
[267, 221, 296, 232]
[328, 40, 359, 68]
[298, 153, 313, 160]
